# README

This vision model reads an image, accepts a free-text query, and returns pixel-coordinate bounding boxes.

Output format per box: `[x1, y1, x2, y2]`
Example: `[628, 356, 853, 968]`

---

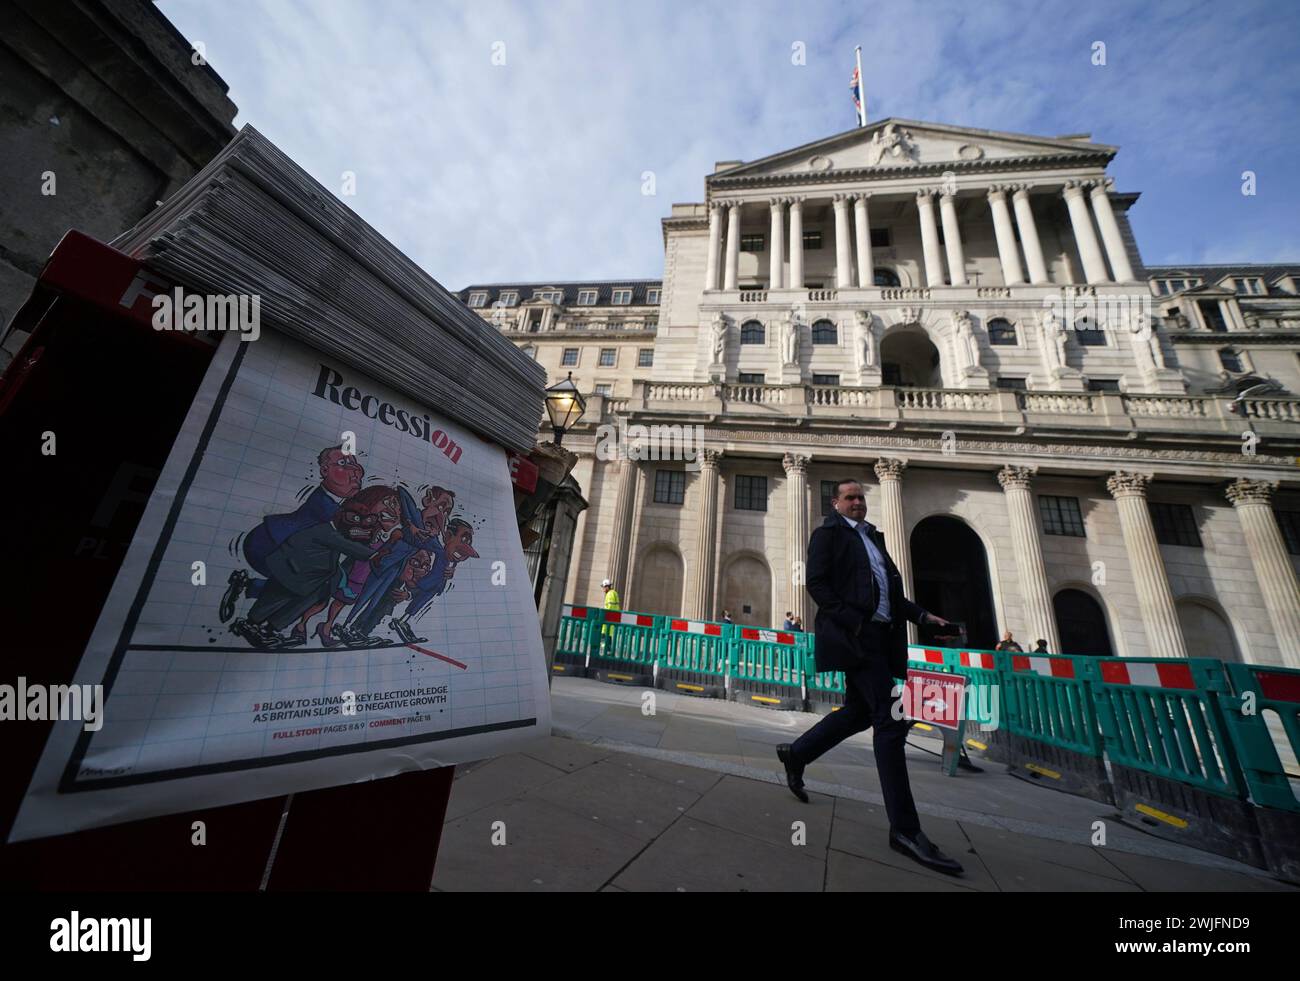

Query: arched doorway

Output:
[910, 516, 996, 648]
[880, 328, 942, 388]
[719, 553, 771, 627]
[1054, 588, 1114, 656]
[1176, 598, 1240, 661]
[633, 545, 685, 617]
[874, 268, 901, 287]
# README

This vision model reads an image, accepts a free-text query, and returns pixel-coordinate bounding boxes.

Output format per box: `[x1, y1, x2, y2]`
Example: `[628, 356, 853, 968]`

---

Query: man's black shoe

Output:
[888, 830, 964, 876]
[776, 744, 808, 803]
[219, 570, 250, 623]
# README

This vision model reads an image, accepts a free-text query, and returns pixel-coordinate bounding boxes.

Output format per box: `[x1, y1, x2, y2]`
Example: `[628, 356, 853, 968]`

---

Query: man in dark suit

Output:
[776, 478, 964, 876]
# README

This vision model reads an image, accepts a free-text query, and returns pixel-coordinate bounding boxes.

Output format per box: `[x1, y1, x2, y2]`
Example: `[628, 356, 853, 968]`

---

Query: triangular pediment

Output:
[712, 118, 1115, 182]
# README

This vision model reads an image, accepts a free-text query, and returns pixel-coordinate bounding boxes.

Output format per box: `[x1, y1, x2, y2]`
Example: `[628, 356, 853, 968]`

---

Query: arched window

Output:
[811, 319, 837, 344]
[740, 320, 765, 345]
[873, 268, 901, 287]
[987, 318, 1017, 345]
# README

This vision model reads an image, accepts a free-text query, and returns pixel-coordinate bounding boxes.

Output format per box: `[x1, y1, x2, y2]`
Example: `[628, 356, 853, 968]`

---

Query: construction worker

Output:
[600, 577, 620, 651]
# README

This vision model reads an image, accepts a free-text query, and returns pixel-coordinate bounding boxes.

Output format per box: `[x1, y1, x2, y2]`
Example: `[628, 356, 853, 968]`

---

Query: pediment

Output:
[712, 118, 1115, 182]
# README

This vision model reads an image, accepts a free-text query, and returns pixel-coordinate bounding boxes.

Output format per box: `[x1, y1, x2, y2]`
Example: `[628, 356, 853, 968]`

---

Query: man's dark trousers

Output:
[789, 621, 920, 836]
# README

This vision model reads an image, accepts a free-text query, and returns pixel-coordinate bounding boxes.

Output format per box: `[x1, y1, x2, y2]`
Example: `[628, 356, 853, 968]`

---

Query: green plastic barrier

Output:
[557, 604, 598, 659]
[1091, 657, 1246, 797]
[592, 608, 663, 670]
[1002, 652, 1104, 757]
[731, 626, 803, 690]
[660, 617, 731, 680]
[1220, 662, 1300, 812]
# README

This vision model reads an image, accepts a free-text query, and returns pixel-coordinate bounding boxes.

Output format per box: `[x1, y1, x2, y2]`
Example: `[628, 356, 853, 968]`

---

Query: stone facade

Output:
[460, 119, 1300, 669]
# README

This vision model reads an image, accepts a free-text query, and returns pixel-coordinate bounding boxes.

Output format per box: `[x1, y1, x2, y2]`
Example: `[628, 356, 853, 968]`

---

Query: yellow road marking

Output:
[1136, 803, 1189, 828]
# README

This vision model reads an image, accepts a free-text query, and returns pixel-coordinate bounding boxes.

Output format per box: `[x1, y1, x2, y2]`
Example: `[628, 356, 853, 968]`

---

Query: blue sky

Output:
[160, 0, 1300, 289]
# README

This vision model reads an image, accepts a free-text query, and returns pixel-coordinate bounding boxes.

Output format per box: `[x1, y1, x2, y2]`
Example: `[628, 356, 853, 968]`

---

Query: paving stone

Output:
[826, 848, 981, 892]
[958, 820, 1133, 883]
[685, 774, 833, 855]
[432, 797, 644, 892]
[613, 817, 825, 892]
[974, 843, 1143, 892]
[529, 759, 699, 841]
[444, 752, 568, 821]
[600, 750, 726, 795]
[1096, 849, 1300, 892]
[830, 810, 997, 891]
[518, 735, 611, 773]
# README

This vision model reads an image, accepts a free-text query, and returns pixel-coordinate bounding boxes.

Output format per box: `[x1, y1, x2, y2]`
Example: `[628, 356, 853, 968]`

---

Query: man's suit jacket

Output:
[244, 486, 340, 575]
[806, 512, 929, 678]
[264, 521, 375, 597]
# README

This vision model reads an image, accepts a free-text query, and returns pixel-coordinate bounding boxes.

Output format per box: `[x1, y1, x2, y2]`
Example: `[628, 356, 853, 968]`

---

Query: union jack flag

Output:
[850, 66, 863, 123]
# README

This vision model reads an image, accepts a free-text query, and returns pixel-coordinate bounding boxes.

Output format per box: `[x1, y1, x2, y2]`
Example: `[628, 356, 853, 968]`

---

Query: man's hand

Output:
[923, 613, 950, 627]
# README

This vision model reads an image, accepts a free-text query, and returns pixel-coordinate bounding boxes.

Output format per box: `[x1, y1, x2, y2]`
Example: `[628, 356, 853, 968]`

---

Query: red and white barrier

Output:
[669, 618, 724, 636]
[739, 628, 796, 645]
[601, 610, 655, 627]
[1011, 655, 1078, 679]
[1099, 660, 1194, 690]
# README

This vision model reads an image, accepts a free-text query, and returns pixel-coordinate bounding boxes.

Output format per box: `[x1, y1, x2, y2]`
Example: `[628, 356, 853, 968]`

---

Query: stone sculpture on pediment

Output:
[868, 122, 918, 166]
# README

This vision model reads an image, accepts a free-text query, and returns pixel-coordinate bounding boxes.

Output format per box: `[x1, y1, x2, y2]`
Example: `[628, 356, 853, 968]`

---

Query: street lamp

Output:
[544, 371, 587, 446]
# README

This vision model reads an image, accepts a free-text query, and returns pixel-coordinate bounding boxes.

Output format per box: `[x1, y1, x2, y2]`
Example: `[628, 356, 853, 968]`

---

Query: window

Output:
[735, 475, 768, 512]
[611, 288, 633, 305]
[637, 348, 654, 368]
[598, 348, 616, 367]
[1278, 511, 1300, 555]
[1074, 318, 1106, 345]
[577, 289, 598, 305]
[1087, 378, 1121, 392]
[534, 289, 562, 302]
[1039, 495, 1086, 537]
[561, 348, 579, 366]
[987, 318, 1017, 345]
[1149, 502, 1202, 548]
[820, 480, 839, 516]
[1235, 277, 1265, 295]
[740, 233, 765, 252]
[811, 320, 837, 344]
[873, 268, 901, 287]
[499, 290, 519, 307]
[812, 373, 840, 386]
[737, 372, 765, 384]
[467, 291, 487, 308]
[997, 377, 1027, 391]
[1153, 281, 1169, 296]
[1199, 301, 1228, 332]
[740, 320, 765, 344]
[870, 228, 891, 248]
[594, 383, 612, 397]
[1218, 348, 1244, 373]
[646, 288, 661, 304]
[803, 230, 822, 250]
[654, 470, 685, 505]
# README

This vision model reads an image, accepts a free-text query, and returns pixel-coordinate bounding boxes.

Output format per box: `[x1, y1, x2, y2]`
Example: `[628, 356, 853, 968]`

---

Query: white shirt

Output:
[841, 514, 892, 623]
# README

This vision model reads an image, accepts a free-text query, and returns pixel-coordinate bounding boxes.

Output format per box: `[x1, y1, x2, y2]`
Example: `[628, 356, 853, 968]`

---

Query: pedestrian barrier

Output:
[550, 605, 1299, 882]
[1220, 662, 1300, 881]
[658, 617, 731, 697]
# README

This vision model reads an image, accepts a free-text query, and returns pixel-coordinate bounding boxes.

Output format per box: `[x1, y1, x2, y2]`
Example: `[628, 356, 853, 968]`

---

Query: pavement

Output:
[431, 676, 1300, 892]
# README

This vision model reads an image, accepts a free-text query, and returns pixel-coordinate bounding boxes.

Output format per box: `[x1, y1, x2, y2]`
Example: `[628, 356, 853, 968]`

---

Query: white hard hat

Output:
[601, 578, 612, 587]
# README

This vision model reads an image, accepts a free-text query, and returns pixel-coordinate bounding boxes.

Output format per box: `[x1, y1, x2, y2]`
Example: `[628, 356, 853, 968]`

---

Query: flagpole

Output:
[855, 45, 866, 125]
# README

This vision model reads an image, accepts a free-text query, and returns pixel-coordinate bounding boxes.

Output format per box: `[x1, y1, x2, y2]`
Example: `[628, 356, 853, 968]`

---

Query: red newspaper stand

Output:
[0, 232, 455, 890]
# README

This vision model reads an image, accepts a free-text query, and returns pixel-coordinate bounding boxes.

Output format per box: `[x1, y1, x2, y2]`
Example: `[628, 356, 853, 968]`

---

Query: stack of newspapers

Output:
[113, 125, 545, 454]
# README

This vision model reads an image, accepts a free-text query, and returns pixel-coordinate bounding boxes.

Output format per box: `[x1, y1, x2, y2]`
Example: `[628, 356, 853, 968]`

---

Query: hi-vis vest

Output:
[603, 588, 621, 611]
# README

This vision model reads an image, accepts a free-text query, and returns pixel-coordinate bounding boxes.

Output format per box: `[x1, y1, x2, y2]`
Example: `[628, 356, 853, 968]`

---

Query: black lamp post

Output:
[544, 371, 587, 446]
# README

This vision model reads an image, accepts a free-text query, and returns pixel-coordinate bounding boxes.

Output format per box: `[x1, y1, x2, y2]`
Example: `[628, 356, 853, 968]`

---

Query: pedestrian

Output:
[1032, 638, 1049, 654]
[600, 577, 620, 651]
[791, 616, 804, 632]
[776, 478, 964, 876]
[995, 631, 1023, 653]
[782, 611, 795, 631]
[722, 610, 733, 624]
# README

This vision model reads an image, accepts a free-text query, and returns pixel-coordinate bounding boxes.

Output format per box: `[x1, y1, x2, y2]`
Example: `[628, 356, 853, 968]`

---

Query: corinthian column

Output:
[724, 203, 741, 290]
[788, 197, 805, 289]
[1010, 185, 1049, 284]
[853, 194, 874, 289]
[689, 450, 723, 619]
[997, 466, 1061, 652]
[783, 453, 811, 623]
[607, 455, 639, 595]
[938, 188, 967, 286]
[1063, 180, 1110, 285]
[1088, 177, 1136, 282]
[1107, 472, 1187, 658]
[874, 458, 916, 643]
[1226, 479, 1300, 667]
[704, 203, 723, 291]
[915, 189, 945, 288]
[987, 185, 1024, 285]
[768, 197, 785, 289]
[832, 194, 853, 288]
